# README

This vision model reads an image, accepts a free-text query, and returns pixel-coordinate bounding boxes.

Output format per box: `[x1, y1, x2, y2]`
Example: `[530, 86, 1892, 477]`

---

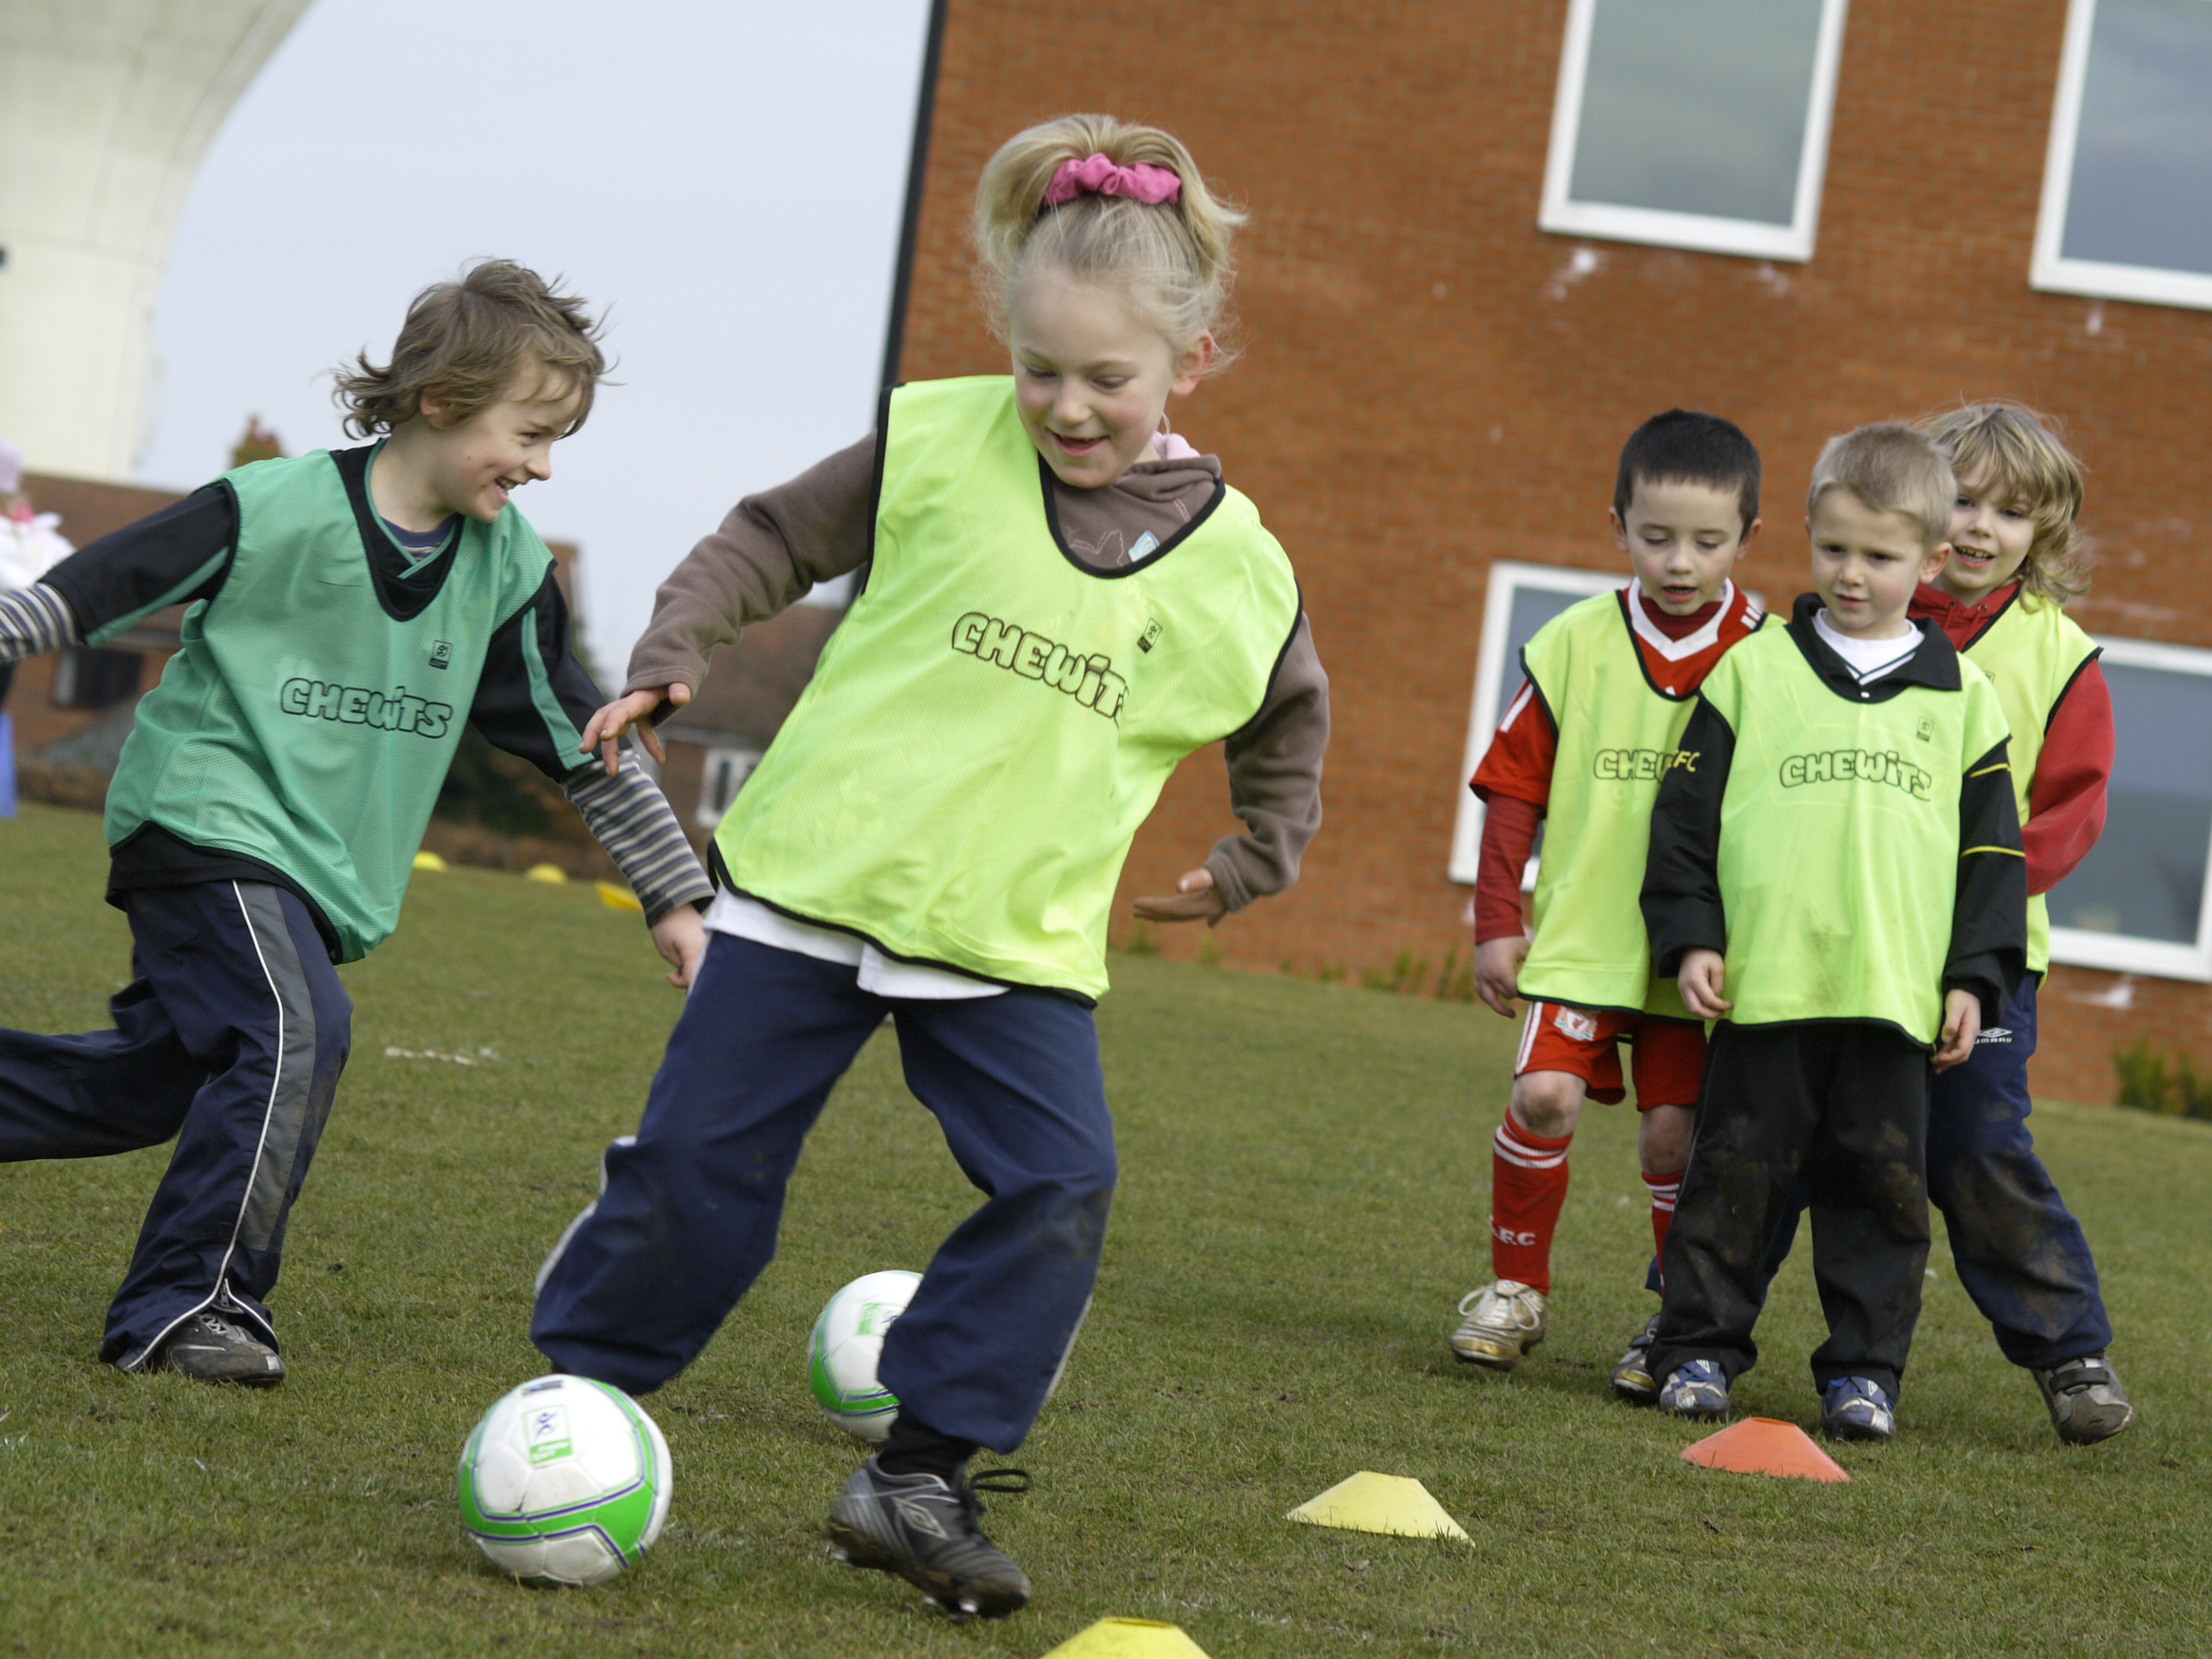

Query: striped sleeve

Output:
[564, 752, 714, 926]
[0, 583, 80, 660]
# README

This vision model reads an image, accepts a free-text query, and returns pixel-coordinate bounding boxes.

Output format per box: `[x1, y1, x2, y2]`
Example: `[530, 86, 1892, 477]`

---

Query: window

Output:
[694, 746, 761, 832]
[2047, 637, 2212, 982]
[2032, 0, 2212, 312]
[1538, 0, 1850, 262]
[1449, 563, 1624, 883]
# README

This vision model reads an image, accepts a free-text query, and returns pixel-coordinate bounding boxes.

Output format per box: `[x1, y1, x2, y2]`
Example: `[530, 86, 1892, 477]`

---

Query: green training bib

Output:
[1697, 627, 2014, 1044]
[716, 377, 1302, 999]
[103, 447, 565, 961]
[1960, 592, 2099, 973]
[1517, 590, 1765, 1019]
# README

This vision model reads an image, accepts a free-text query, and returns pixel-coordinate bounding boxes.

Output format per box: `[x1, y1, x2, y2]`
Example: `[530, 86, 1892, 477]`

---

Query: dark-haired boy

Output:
[0, 260, 711, 1384]
[1451, 411, 1766, 1392]
[1641, 424, 2027, 1441]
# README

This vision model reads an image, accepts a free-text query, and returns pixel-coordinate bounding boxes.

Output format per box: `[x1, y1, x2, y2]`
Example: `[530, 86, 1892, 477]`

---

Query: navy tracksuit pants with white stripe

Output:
[532, 933, 1118, 1455]
[0, 882, 351, 1367]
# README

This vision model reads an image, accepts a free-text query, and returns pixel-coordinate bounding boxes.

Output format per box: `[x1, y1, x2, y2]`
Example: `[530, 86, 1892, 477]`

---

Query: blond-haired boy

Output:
[1640, 424, 2028, 1441]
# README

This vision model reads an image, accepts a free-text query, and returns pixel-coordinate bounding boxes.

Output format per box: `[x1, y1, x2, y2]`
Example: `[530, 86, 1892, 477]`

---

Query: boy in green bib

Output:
[1641, 424, 2028, 1441]
[0, 262, 710, 1385]
[532, 116, 1327, 1620]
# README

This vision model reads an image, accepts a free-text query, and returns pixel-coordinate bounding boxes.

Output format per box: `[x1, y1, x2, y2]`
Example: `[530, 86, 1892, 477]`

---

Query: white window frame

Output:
[2047, 635, 2212, 982]
[1538, 0, 1851, 263]
[1449, 561, 1624, 885]
[693, 745, 762, 832]
[2029, 0, 2212, 313]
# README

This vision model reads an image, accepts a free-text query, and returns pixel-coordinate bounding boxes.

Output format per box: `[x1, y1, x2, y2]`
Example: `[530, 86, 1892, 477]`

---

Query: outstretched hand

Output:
[580, 684, 691, 776]
[1132, 866, 1228, 928]
[1933, 988, 1981, 1071]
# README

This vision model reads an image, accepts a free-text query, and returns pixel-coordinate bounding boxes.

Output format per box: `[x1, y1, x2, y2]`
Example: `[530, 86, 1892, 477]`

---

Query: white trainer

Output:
[1450, 1279, 1548, 1370]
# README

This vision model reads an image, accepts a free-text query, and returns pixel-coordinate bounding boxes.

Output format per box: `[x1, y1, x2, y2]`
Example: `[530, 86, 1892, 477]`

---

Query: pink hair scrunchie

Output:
[1043, 152, 1182, 207]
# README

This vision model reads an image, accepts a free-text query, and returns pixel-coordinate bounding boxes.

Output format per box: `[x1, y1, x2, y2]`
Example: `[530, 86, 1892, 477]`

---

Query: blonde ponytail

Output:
[973, 115, 1245, 368]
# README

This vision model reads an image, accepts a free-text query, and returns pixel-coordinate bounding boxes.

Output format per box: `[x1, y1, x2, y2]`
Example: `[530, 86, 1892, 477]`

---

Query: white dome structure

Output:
[0, 1, 311, 481]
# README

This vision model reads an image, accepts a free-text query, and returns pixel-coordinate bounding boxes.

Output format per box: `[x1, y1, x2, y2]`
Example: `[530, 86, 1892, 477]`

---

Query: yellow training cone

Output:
[596, 880, 644, 913]
[1287, 1472, 1470, 1541]
[523, 863, 568, 884]
[411, 850, 448, 872]
[1039, 1618, 1212, 1657]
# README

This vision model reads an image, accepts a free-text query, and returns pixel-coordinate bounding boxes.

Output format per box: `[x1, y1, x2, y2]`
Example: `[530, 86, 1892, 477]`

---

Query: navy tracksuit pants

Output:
[1759, 976, 2111, 1369]
[0, 882, 351, 1367]
[532, 934, 1118, 1455]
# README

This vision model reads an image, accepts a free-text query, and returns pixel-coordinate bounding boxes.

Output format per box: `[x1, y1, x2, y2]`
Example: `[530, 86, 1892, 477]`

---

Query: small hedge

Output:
[2114, 1034, 2212, 1120]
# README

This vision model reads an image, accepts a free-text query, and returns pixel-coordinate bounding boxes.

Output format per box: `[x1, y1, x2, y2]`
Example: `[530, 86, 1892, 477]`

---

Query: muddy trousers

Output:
[0, 882, 351, 1367]
[1757, 977, 2110, 1369]
[1648, 1020, 1931, 1400]
[531, 934, 1117, 1455]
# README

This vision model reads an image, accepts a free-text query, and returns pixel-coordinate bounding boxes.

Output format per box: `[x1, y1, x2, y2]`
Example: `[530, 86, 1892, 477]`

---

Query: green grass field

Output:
[2, 800, 2207, 1657]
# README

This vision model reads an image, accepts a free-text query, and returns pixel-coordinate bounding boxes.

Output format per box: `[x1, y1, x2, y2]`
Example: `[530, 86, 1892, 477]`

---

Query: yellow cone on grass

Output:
[1039, 1618, 1212, 1657]
[1287, 1472, 1470, 1541]
[596, 880, 644, 913]
[411, 850, 448, 872]
[523, 863, 568, 884]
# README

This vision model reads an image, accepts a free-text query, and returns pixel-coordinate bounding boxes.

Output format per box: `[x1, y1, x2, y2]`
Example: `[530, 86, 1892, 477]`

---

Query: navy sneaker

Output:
[827, 1458, 1032, 1618]
[1658, 1359, 1729, 1418]
[1822, 1376, 1897, 1442]
[1610, 1312, 1663, 1404]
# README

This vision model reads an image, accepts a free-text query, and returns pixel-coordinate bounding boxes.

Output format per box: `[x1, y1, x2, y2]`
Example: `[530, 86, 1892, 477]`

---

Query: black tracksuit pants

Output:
[1648, 1019, 1932, 1400]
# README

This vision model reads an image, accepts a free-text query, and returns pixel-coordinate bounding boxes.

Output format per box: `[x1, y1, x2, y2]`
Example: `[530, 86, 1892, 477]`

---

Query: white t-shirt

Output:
[1812, 608, 1922, 686]
[702, 890, 1006, 999]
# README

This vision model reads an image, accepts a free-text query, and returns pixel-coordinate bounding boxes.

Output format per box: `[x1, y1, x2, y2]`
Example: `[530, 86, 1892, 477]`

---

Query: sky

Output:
[138, 0, 933, 675]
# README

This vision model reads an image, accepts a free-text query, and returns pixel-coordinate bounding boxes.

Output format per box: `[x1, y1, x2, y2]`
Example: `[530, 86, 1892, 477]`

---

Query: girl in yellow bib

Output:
[532, 116, 1327, 1620]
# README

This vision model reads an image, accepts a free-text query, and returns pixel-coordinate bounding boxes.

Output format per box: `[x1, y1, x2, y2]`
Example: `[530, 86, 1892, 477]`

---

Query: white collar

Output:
[1625, 578, 1737, 663]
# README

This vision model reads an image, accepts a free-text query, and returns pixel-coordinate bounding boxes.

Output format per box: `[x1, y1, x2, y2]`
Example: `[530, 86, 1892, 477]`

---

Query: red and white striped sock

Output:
[1490, 1118, 1573, 1293]
[1643, 1167, 1684, 1288]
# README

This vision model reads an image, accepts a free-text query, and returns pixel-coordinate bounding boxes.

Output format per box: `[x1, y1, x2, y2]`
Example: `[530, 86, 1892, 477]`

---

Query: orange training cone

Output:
[1680, 1418, 1849, 1483]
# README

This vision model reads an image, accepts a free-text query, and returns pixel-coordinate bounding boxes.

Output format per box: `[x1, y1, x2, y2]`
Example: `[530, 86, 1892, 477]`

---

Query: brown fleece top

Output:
[627, 434, 1327, 911]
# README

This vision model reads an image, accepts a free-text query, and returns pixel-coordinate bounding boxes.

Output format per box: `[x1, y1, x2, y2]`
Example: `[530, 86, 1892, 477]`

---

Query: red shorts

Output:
[1513, 1001, 1707, 1110]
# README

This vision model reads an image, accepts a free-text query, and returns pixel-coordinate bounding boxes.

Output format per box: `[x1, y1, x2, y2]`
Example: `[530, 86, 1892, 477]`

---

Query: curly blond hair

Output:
[333, 260, 606, 438]
[1914, 401, 2090, 606]
[973, 115, 1244, 367]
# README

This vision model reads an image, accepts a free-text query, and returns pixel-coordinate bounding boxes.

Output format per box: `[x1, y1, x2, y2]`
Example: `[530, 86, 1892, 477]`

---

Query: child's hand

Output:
[1473, 935, 1529, 1018]
[580, 684, 692, 776]
[1678, 949, 1732, 1018]
[1934, 988, 1981, 1071]
[1131, 867, 1228, 927]
[650, 905, 707, 989]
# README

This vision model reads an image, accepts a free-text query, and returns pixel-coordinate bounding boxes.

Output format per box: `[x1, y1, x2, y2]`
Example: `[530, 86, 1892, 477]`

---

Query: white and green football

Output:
[458, 1373, 671, 1586]
[809, 1269, 922, 1441]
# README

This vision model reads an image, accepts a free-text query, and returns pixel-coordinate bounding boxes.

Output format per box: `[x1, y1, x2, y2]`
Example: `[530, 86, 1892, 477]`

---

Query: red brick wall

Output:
[894, 0, 2212, 1104]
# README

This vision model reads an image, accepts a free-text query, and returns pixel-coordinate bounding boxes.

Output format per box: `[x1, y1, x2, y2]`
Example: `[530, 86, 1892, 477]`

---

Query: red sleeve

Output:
[2023, 658, 2113, 896]
[1470, 679, 1557, 808]
[1474, 795, 1543, 943]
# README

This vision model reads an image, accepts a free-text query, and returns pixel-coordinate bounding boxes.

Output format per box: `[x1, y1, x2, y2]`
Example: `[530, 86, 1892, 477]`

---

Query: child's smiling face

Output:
[1937, 463, 2036, 605]
[1008, 266, 1210, 491]
[418, 366, 582, 523]
[1610, 476, 1759, 614]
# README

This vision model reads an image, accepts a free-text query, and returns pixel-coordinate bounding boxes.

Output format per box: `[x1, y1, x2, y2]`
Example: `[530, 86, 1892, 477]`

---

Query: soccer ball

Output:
[458, 1374, 672, 1586]
[809, 1269, 922, 1441]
